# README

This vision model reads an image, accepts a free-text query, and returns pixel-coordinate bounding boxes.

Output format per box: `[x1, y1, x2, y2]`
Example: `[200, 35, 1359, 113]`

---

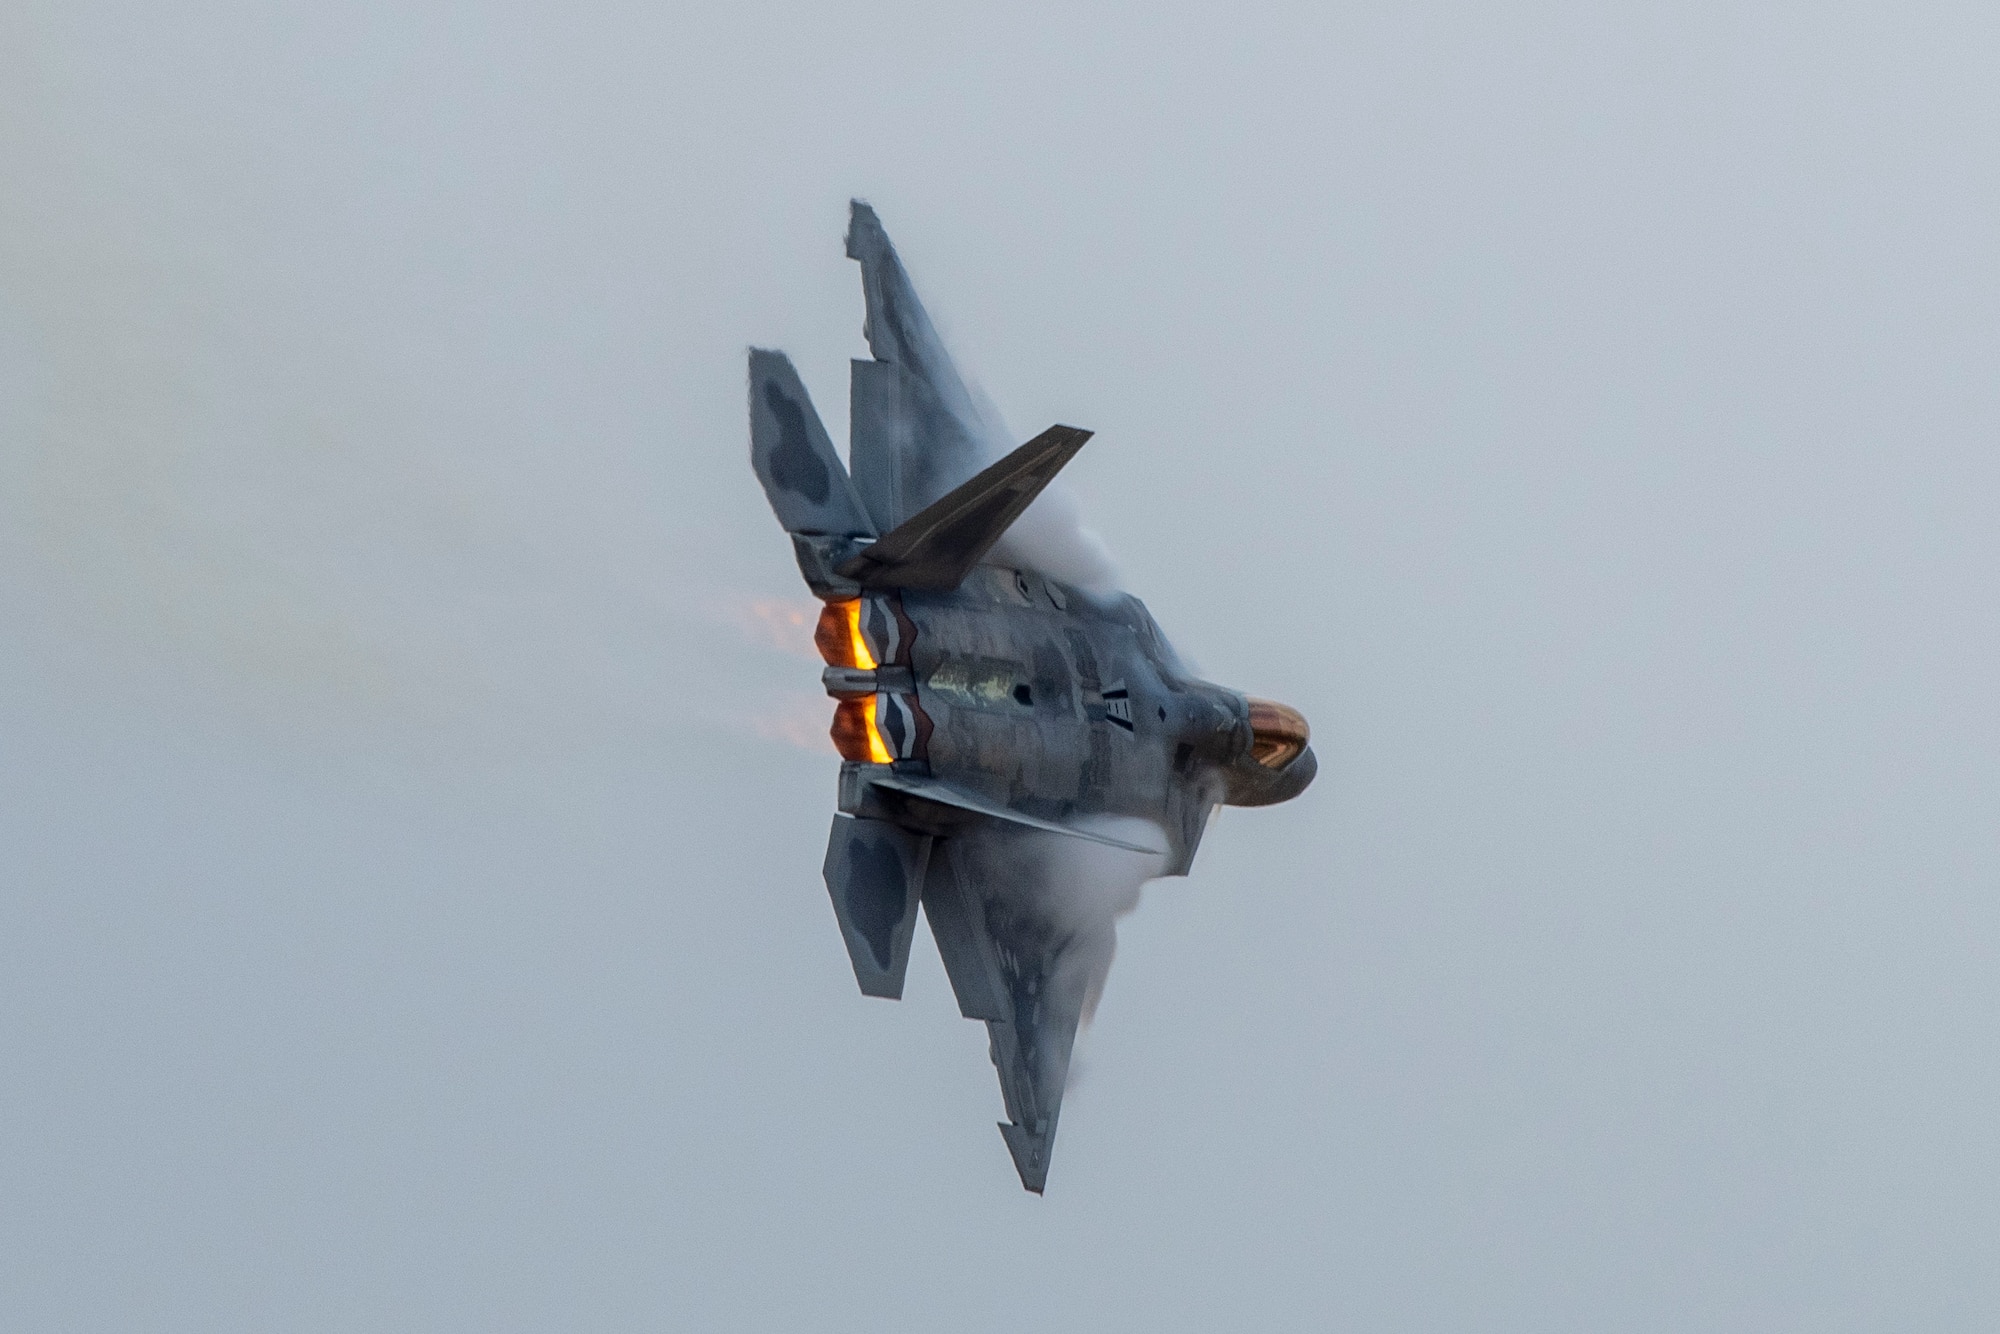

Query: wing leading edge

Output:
[823, 813, 1135, 1192]
[916, 822, 1139, 1193]
[846, 200, 1006, 532]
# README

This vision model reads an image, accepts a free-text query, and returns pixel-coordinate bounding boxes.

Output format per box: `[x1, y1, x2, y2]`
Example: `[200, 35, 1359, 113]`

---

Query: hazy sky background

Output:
[3, 3, 1996, 1329]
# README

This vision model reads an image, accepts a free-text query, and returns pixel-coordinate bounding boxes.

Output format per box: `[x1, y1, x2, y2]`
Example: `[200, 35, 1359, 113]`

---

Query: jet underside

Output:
[748, 202, 1316, 1192]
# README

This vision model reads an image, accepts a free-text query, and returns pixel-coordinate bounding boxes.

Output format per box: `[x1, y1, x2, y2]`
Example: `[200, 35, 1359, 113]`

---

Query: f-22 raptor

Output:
[749, 202, 1315, 1192]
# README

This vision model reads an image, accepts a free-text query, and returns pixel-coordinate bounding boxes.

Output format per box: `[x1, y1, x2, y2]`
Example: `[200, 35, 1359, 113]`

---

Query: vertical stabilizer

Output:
[836, 425, 1093, 590]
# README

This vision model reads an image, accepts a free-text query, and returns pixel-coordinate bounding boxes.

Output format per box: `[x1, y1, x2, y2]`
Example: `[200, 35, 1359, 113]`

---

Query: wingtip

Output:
[845, 199, 884, 259]
[998, 1121, 1053, 1194]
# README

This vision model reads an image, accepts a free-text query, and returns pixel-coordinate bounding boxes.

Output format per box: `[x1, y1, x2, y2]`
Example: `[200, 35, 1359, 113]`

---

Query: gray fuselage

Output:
[835, 565, 1267, 876]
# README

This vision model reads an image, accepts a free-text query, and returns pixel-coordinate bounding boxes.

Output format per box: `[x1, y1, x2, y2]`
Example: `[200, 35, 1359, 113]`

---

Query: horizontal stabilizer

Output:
[821, 816, 931, 998]
[749, 349, 876, 538]
[865, 770, 1162, 854]
[836, 425, 1091, 590]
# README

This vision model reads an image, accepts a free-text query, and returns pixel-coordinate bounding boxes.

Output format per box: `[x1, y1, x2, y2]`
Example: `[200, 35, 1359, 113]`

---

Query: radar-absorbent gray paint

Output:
[749, 202, 1315, 1193]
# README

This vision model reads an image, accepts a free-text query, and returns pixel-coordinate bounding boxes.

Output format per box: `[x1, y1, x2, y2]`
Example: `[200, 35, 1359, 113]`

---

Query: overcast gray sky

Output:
[3, 3, 1997, 1330]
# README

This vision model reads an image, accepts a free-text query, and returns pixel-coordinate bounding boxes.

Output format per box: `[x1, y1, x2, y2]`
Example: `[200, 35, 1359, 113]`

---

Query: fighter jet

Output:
[749, 202, 1316, 1192]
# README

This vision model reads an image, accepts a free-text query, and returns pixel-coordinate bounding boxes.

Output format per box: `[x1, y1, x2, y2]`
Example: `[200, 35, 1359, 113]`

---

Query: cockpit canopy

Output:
[1247, 697, 1310, 770]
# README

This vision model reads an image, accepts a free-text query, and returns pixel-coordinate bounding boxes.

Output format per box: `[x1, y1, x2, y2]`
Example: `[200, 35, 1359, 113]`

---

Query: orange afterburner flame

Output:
[829, 699, 890, 763]
[816, 598, 891, 763]
[814, 598, 877, 670]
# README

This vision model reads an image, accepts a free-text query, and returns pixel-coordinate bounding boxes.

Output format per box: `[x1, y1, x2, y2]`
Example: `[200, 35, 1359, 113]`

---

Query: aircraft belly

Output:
[904, 585, 1178, 836]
